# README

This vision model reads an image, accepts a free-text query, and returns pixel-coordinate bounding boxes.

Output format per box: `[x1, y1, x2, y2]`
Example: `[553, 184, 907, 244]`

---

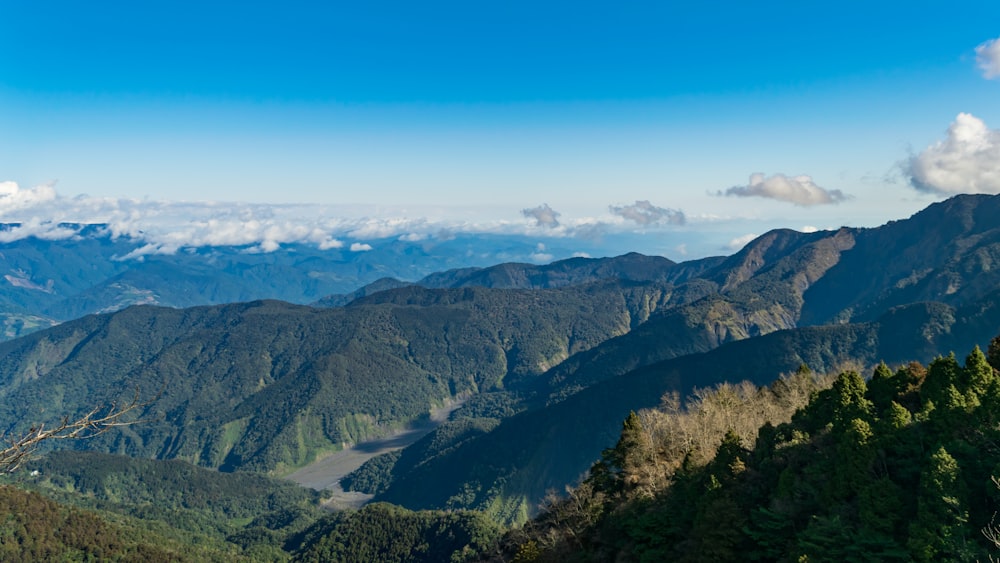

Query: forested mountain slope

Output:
[0, 281, 676, 474]
[370, 291, 1000, 521]
[313, 252, 726, 307]
[494, 339, 1000, 562]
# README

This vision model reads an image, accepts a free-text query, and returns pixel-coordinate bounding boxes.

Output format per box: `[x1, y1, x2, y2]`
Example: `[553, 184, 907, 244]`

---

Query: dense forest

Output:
[493, 337, 1000, 562]
[3, 452, 501, 561]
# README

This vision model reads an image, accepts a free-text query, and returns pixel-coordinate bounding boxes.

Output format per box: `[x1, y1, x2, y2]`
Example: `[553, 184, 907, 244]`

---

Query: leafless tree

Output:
[0, 387, 155, 473]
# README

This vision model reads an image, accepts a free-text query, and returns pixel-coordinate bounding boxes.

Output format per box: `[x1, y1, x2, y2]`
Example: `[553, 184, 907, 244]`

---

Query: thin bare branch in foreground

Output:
[0, 387, 158, 473]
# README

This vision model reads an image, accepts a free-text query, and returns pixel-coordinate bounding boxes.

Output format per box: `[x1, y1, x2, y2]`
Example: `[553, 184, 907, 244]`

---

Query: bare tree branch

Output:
[0, 386, 159, 473]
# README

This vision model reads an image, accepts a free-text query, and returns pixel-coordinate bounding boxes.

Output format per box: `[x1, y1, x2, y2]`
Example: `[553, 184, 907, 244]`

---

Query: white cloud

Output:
[521, 203, 560, 228]
[800, 225, 819, 233]
[674, 244, 687, 256]
[0, 181, 57, 212]
[528, 242, 553, 263]
[721, 173, 848, 206]
[976, 36, 1000, 79]
[609, 200, 686, 226]
[906, 113, 1000, 195]
[727, 233, 758, 251]
[571, 251, 591, 258]
[318, 238, 344, 250]
[349, 242, 373, 252]
[0, 181, 700, 259]
[0, 219, 79, 244]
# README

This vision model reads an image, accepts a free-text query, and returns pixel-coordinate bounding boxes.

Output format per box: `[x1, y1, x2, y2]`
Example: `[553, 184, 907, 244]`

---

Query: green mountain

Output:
[368, 292, 1000, 521]
[0, 483, 185, 562]
[7, 450, 499, 561]
[312, 252, 724, 307]
[0, 281, 676, 474]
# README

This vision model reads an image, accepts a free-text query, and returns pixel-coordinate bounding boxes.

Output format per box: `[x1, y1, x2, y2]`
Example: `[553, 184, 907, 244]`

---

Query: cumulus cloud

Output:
[905, 113, 1000, 195]
[721, 173, 848, 206]
[349, 242, 373, 252]
[522, 203, 560, 228]
[976, 36, 1000, 79]
[727, 233, 758, 251]
[609, 200, 686, 226]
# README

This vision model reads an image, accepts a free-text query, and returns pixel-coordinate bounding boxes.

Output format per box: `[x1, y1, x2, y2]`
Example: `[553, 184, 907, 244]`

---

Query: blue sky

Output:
[2, 1, 1000, 259]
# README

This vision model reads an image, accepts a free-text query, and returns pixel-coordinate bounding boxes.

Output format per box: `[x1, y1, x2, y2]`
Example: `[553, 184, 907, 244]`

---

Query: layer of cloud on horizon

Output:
[976, 36, 1000, 79]
[905, 113, 1000, 195]
[609, 200, 686, 226]
[0, 182, 712, 259]
[720, 173, 848, 206]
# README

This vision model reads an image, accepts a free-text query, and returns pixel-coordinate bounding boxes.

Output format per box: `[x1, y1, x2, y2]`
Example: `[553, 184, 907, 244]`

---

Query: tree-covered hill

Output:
[313, 251, 726, 307]
[0, 483, 187, 562]
[10, 451, 323, 560]
[5, 451, 503, 561]
[0, 281, 678, 474]
[0, 451, 503, 562]
[798, 193, 1000, 325]
[497, 338, 1000, 562]
[371, 292, 1000, 522]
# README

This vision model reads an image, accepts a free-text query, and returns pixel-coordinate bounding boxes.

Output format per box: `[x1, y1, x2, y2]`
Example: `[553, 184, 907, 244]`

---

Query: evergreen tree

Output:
[921, 354, 961, 408]
[866, 363, 897, 414]
[988, 335, 1000, 373]
[908, 447, 972, 562]
[963, 346, 995, 400]
[830, 371, 873, 427]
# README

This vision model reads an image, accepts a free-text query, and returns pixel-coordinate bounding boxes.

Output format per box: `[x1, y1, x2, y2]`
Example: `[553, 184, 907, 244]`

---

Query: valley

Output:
[286, 398, 466, 509]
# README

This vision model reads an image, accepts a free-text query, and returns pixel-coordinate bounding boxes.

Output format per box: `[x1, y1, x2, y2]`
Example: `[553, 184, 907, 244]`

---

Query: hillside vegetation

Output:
[6, 451, 500, 561]
[495, 338, 1000, 562]
[0, 282, 675, 474]
[367, 291, 1000, 522]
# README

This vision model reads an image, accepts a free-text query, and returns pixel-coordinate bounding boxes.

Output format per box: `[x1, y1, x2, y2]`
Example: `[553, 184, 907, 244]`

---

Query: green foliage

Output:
[289, 503, 502, 562]
[11, 451, 324, 559]
[908, 447, 972, 562]
[340, 450, 402, 495]
[0, 484, 186, 562]
[28, 451, 321, 522]
[506, 339, 1000, 562]
[0, 281, 671, 474]
[988, 335, 1000, 372]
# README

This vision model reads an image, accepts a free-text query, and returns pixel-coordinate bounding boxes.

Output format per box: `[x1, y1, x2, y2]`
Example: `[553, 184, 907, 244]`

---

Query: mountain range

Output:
[2, 193, 1000, 534]
[0, 229, 600, 341]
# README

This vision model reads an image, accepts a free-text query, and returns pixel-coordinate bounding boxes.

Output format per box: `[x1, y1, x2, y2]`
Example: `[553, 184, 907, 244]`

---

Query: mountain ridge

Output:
[3, 193, 1000, 527]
